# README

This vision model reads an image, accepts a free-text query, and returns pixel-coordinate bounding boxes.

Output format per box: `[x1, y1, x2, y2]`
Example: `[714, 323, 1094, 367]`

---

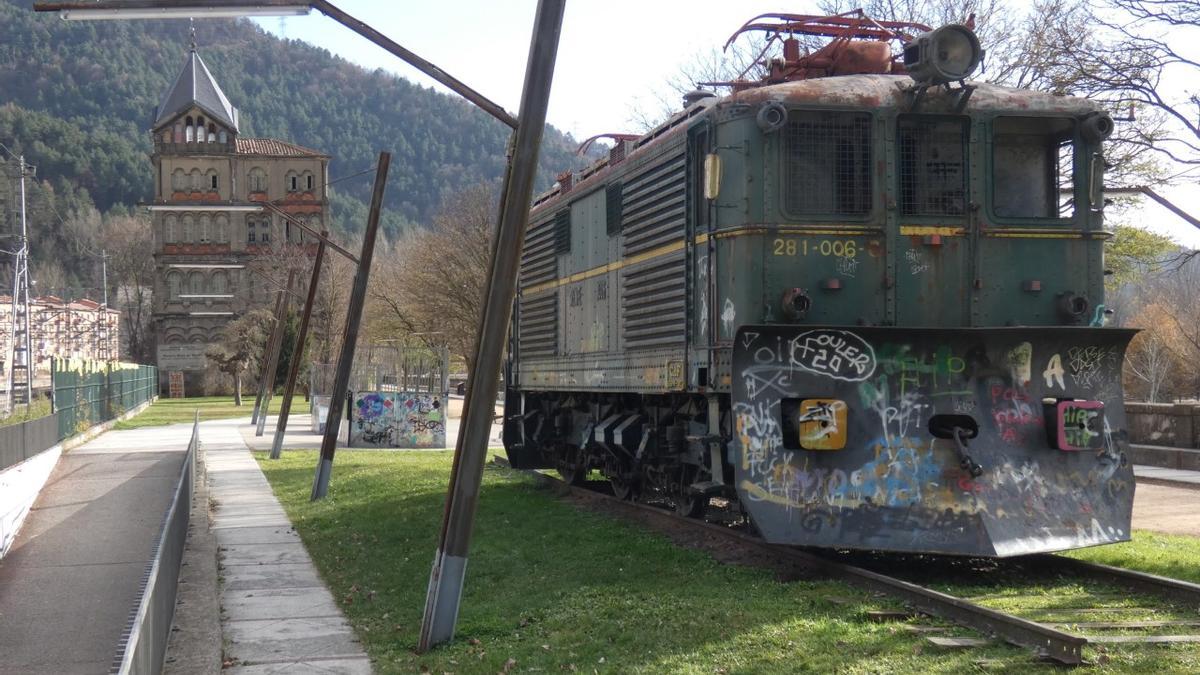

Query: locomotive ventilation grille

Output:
[621, 151, 687, 349]
[518, 214, 559, 357]
[785, 111, 872, 216]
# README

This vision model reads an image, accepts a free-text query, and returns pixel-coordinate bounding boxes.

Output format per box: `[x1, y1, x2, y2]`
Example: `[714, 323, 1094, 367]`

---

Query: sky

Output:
[252, 0, 1200, 248]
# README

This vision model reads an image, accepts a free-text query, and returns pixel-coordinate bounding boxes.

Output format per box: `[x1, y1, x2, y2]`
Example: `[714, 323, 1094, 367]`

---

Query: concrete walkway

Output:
[0, 421, 191, 675]
[203, 418, 371, 674]
[1134, 464, 1200, 487]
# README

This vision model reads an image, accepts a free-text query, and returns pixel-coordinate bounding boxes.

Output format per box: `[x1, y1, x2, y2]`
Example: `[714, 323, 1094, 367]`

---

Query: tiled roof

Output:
[155, 49, 239, 132]
[235, 138, 329, 158]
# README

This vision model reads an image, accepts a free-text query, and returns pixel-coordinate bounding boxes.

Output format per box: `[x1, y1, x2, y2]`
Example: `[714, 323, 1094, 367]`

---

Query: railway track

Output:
[493, 457, 1200, 666]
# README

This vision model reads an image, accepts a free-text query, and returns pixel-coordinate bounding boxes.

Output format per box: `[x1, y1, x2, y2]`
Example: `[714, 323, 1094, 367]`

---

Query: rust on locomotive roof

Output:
[730, 74, 1102, 114]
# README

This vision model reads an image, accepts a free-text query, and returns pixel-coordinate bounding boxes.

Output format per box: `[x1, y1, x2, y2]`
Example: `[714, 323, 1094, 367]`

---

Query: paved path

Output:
[0, 422, 191, 675]
[1134, 464, 1200, 487]
[1133, 464, 1200, 537]
[204, 418, 371, 674]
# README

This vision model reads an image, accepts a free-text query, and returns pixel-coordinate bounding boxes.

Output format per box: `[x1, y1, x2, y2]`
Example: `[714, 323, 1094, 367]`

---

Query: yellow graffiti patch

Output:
[798, 399, 847, 450]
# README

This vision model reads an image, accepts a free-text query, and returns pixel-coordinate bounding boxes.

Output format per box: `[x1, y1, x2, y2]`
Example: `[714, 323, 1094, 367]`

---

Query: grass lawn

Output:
[257, 450, 1200, 674]
[114, 395, 281, 429]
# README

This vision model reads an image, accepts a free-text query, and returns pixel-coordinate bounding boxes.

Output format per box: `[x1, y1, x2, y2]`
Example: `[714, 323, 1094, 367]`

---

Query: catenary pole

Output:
[252, 268, 296, 427]
[310, 151, 390, 500]
[269, 234, 327, 459]
[256, 268, 298, 436]
[251, 285, 287, 422]
[418, 0, 566, 652]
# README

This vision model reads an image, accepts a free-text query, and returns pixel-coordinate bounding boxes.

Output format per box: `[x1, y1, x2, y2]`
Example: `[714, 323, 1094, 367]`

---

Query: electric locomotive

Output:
[502, 11, 1134, 557]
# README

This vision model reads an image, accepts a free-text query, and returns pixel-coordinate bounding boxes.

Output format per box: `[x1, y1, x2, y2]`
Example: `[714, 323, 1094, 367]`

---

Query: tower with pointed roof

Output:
[149, 44, 330, 393]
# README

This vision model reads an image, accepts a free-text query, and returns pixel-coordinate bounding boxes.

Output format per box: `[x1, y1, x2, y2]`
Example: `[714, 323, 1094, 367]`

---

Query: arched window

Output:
[181, 215, 194, 242]
[211, 270, 228, 295]
[198, 215, 212, 243]
[196, 117, 205, 143]
[188, 271, 204, 295]
[207, 124, 216, 143]
[164, 215, 178, 243]
[260, 219, 271, 243]
[248, 167, 267, 193]
[218, 130, 227, 144]
[173, 122, 184, 143]
[215, 214, 229, 243]
[171, 169, 186, 192]
[286, 171, 299, 193]
[185, 116, 195, 143]
[206, 169, 218, 192]
[303, 171, 314, 191]
[167, 271, 182, 300]
[189, 169, 203, 192]
[246, 217, 257, 243]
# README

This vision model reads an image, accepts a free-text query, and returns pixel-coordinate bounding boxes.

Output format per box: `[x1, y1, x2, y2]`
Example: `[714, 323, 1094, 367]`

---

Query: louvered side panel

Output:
[622, 153, 686, 256]
[520, 217, 557, 291]
[621, 250, 686, 349]
[518, 292, 557, 358]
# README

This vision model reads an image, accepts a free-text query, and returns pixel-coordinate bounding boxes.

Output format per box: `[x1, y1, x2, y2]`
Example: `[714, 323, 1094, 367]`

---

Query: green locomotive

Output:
[503, 12, 1134, 556]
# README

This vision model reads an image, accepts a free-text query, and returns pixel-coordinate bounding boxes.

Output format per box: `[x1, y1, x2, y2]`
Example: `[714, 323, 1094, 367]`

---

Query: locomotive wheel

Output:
[674, 465, 707, 518]
[610, 473, 638, 501]
[675, 491, 707, 518]
[556, 445, 587, 485]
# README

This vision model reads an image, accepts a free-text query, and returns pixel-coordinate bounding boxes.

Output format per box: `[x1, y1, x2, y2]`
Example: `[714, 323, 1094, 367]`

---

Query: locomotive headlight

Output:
[903, 24, 982, 86]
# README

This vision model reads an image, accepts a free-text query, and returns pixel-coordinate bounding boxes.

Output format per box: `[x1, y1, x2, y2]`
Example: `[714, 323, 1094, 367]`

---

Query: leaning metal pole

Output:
[251, 285, 288, 423]
[417, 0, 566, 652]
[255, 268, 298, 436]
[269, 235, 327, 459]
[310, 151, 390, 500]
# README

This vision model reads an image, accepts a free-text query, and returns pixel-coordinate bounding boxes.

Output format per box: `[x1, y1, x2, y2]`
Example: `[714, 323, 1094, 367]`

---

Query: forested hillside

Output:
[0, 0, 582, 292]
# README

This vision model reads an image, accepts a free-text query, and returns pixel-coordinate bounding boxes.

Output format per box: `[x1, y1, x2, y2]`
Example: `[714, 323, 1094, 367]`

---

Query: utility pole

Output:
[6, 156, 33, 413]
[251, 282, 288, 423]
[311, 151, 390, 500]
[255, 268, 297, 436]
[418, 0, 566, 651]
[269, 234, 327, 459]
[98, 249, 111, 362]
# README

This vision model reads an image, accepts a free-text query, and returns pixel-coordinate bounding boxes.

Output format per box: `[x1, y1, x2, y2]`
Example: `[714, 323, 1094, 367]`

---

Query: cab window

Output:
[785, 111, 872, 216]
[898, 115, 968, 217]
[992, 117, 1075, 219]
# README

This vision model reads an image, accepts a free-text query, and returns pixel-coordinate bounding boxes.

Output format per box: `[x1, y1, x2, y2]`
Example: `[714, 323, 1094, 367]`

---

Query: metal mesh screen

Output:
[898, 116, 967, 216]
[785, 111, 872, 216]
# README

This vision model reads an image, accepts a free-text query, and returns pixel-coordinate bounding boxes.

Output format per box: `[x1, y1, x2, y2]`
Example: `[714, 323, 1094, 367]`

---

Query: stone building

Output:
[149, 46, 329, 392]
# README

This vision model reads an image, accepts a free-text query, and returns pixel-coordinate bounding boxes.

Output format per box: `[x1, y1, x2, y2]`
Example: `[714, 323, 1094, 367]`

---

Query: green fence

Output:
[51, 358, 157, 440]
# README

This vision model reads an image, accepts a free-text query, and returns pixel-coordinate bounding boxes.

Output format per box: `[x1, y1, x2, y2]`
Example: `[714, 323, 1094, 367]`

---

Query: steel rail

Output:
[495, 458, 1086, 665]
[1036, 554, 1200, 607]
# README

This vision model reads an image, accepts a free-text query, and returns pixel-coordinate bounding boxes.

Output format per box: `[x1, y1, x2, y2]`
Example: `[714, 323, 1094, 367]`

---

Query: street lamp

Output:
[44, 0, 311, 20]
[59, 6, 310, 19]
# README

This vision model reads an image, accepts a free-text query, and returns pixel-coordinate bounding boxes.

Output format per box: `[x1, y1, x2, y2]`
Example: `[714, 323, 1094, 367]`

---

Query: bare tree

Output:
[311, 247, 355, 368]
[368, 182, 496, 372]
[104, 214, 154, 362]
[205, 308, 273, 405]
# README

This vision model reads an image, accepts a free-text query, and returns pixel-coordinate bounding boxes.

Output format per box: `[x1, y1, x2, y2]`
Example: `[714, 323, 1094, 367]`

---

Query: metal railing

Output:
[0, 413, 60, 472]
[51, 359, 157, 440]
[111, 411, 198, 675]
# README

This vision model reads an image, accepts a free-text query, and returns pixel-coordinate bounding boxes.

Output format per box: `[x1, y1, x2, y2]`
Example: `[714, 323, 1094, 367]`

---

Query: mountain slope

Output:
[0, 0, 581, 236]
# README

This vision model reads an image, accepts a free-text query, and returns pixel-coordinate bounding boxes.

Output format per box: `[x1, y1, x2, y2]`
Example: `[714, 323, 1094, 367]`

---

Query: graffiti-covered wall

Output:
[348, 391, 446, 449]
[394, 394, 446, 448]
